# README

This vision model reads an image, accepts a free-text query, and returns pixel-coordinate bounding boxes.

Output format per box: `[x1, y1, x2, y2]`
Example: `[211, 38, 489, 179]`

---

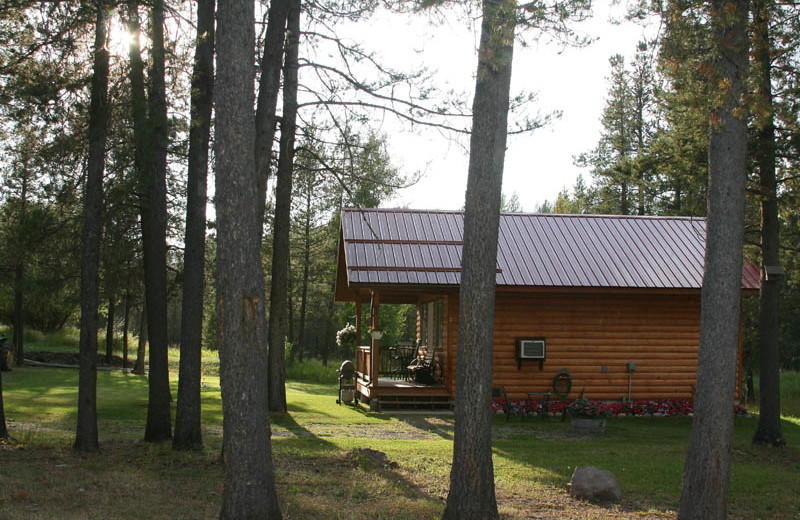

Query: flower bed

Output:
[492, 398, 750, 418]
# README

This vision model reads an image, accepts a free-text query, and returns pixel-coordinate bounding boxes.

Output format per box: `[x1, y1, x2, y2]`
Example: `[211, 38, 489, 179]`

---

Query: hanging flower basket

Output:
[370, 329, 383, 340]
[336, 324, 357, 347]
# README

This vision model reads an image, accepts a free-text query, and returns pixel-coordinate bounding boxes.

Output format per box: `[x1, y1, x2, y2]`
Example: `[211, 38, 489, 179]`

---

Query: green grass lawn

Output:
[2, 339, 800, 519]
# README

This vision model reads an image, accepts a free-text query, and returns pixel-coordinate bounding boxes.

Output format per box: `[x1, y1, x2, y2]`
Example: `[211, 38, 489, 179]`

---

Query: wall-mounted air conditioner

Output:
[518, 339, 545, 359]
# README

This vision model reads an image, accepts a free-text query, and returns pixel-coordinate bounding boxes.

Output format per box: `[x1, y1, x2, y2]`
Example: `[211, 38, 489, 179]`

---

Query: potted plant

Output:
[368, 326, 383, 340]
[567, 398, 610, 434]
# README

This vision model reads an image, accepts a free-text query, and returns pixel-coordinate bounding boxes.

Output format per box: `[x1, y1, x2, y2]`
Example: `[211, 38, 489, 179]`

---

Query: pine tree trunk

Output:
[174, 0, 214, 452]
[678, 1, 750, 518]
[751, 0, 785, 448]
[267, 0, 300, 414]
[216, 0, 281, 515]
[287, 252, 295, 355]
[125, 0, 152, 389]
[13, 175, 26, 368]
[75, 0, 109, 453]
[13, 263, 23, 367]
[255, 0, 291, 227]
[105, 294, 115, 363]
[140, 0, 172, 443]
[442, 0, 515, 518]
[0, 370, 8, 439]
[133, 305, 147, 375]
[323, 279, 336, 367]
[297, 188, 311, 363]
[123, 291, 130, 370]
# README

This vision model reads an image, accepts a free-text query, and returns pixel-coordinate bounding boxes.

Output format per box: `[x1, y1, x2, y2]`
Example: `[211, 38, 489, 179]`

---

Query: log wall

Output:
[442, 291, 741, 401]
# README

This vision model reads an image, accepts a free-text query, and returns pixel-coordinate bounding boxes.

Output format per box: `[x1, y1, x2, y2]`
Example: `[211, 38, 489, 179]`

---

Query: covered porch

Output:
[343, 288, 450, 411]
[334, 213, 458, 411]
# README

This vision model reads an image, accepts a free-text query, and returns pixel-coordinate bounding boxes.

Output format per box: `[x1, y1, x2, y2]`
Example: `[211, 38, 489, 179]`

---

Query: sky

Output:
[349, 3, 659, 212]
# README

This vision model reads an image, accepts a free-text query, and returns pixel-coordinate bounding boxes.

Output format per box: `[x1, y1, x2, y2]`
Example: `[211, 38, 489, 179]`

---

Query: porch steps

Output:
[378, 394, 452, 411]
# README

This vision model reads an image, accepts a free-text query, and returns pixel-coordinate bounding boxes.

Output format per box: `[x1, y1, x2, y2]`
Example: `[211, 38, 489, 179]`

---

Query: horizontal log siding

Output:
[446, 292, 709, 401]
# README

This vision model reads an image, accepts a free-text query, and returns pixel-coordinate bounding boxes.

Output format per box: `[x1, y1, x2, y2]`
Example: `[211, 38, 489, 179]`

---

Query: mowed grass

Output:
[1, 342, 800, 519]
[747, 370, 800, 419]
[774, 370, 800, 418]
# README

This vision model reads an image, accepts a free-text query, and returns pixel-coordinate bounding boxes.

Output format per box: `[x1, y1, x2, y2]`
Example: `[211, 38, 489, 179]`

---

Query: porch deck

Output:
[355, 376, 451, 411]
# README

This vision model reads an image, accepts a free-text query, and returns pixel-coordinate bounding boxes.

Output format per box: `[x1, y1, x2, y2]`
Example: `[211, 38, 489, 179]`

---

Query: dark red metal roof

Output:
[339, 208, 761, 291]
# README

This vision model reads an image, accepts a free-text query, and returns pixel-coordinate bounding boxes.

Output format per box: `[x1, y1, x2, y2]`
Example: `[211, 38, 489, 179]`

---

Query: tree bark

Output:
[267, 0, 300, 414]
[105, 293, 115, 363]
[287, 252, 295, 354]
[75, 0, 110, 453]
[125, 0, 149, 380]
[141, 0, 172, 442]
[0, 369, 8, 440]
[123, 291, 130, 370]
[215, 0, 281, 515]
[133, 304, 147, 375]
[13, 176, 26, 367]
[751, 0, 785, 448]
[13, 262, 23, 367]
[442, 0, 515, 518]
[297, 188, 312, 363]
[255, 0, 291, 227]
[678, 1, 750, 518]
[174, 0, 215, 452]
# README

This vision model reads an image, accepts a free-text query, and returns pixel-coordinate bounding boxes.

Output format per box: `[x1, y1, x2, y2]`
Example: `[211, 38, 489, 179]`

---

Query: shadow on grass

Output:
[392, 414, 455, 441]
[286, 401, 340, 418]
[273, 410, 340, 440]
[269, 410, 443, 518]
[273, 437, 442, 518]
[351, 403, 394, 421]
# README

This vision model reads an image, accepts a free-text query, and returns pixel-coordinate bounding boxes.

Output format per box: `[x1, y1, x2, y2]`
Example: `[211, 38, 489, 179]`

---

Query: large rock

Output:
[568, 466, 621, 503]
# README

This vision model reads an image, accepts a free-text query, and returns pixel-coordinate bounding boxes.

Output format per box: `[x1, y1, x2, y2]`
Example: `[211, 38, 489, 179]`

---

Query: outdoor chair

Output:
[493, 386, 523, 421]
[407, 344, 439, 384]
[527, 391, 551, 420]
[561, 387, 585, 422]
[392, 340, 417, 381]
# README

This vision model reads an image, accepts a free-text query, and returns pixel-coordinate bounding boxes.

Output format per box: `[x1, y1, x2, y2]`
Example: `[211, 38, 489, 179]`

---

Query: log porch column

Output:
[370, 290, 380, 388]
[355, 300, 362, 350]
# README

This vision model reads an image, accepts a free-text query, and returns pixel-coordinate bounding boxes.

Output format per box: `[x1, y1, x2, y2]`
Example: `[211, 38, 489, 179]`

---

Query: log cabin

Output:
[334, 207, 760, 411]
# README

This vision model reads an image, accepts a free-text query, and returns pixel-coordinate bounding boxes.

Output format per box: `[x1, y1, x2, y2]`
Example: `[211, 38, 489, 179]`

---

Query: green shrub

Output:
[286, 357, 340, 384]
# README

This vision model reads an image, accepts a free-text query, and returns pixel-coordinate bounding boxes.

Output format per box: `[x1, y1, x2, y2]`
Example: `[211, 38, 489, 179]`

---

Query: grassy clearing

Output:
[2, 335, 800, 519]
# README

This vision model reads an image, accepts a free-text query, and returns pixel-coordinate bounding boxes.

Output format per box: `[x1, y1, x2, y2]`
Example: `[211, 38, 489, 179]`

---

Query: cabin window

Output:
[420, 300, 443, 348]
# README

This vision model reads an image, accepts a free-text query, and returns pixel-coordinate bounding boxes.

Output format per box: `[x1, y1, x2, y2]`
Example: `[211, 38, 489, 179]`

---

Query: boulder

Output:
[568, 465, 621, 503]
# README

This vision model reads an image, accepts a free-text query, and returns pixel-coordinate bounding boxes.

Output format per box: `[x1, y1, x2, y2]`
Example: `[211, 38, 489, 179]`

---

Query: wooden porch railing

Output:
[356, 345, 371, 382]
[357, 345, 401, 382]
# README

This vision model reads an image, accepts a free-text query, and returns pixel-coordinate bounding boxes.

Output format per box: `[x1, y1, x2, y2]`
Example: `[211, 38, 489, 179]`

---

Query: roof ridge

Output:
[342, 207, 463, 215]
[343, 207, 706, 221]
[501, 212, 706, 221]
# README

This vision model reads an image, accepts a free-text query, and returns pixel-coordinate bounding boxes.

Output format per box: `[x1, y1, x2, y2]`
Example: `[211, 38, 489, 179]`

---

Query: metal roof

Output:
[339, 208, 761, 291]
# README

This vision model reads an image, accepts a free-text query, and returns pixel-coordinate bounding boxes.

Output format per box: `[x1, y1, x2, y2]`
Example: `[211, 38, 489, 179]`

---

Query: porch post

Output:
[355, 301, 362, 350]
[370, 290, 380, 388]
